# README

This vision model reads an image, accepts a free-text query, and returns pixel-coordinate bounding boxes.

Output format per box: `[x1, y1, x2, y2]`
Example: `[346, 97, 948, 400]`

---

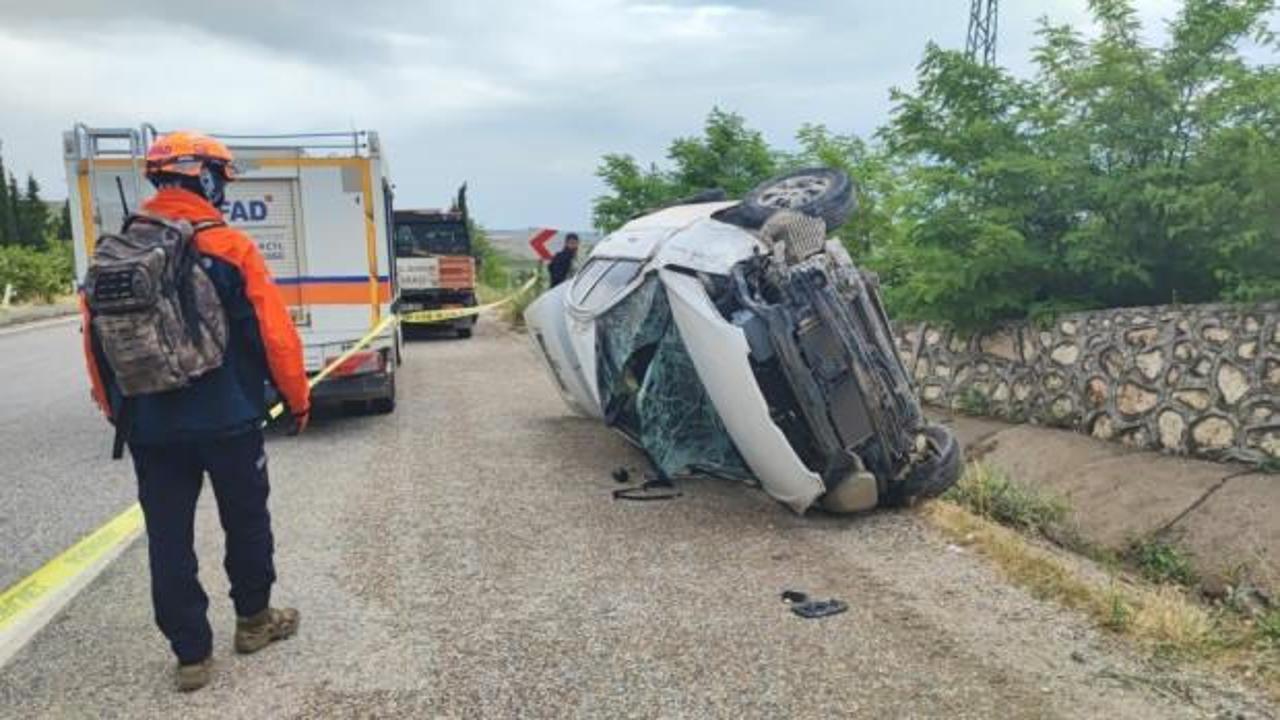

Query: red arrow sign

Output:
[528, 228, 557, 261]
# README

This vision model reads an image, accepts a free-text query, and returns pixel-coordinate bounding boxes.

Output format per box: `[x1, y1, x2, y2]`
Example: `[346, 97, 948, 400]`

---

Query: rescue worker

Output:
[81, 131, 310, 692]
[547, 232, 580, 288]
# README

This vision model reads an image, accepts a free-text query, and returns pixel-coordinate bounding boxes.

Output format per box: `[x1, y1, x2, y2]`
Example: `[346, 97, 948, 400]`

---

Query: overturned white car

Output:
[525, 169, 961, 513]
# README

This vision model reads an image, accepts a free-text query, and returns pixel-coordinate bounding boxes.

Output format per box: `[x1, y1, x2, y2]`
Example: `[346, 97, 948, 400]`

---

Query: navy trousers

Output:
[130, 430, 276, 664]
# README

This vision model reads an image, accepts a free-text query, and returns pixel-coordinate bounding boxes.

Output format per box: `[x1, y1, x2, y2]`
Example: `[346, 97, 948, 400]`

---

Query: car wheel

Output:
[884, 424, 962, 506]
[456, 327, 473, 339]
[737, 168, 856, 230]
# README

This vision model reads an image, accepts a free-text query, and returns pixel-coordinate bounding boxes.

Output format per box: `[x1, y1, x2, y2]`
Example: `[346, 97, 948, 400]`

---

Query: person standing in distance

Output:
[547, 232, 580, 288]
[81, 131, 310, 692]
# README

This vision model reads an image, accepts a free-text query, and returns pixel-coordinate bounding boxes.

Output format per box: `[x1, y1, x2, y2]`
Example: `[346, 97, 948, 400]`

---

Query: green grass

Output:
[927, 463, 1280, 701]
[943, 462, 1066, 534]
[1259, 610, 1280, 645]
[1129, 539, 1199, 587]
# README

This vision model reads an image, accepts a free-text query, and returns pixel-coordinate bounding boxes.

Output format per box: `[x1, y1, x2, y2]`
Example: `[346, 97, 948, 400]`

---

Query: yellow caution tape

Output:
[0, 504, 143, 634]
[267, 275, 538, 420]
[400, 275, 538, 325]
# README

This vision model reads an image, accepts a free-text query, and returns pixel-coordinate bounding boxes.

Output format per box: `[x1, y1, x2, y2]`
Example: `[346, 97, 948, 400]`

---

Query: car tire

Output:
[737, 168, 857, 230]
[884, 424, 962, 506]
[370, 372, 397, 414]
[456, 327, 473, 339]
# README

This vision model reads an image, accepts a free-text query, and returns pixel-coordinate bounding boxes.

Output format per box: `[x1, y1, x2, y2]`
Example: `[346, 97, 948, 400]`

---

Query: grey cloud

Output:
[0, 0, 1253, 230]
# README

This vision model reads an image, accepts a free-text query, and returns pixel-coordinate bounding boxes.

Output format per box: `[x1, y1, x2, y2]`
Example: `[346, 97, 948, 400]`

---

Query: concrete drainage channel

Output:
[935, 409, 1280, 598]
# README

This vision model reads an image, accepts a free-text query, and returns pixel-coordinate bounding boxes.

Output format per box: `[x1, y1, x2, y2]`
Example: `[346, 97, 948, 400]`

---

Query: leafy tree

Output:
[879, 0, 1278, 327]
[593, 108, 779, 232]
[592, 155, 677, 232]
[591, 0, 1278, 327]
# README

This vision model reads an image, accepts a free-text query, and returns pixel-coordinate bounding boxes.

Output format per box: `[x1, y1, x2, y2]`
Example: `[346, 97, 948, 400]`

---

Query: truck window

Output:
[395, 223, 469, 256]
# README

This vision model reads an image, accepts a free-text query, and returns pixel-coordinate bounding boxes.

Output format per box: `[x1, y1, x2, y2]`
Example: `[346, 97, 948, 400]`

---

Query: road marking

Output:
[0, 503, 143, 668]
[0, 314, 79, 338]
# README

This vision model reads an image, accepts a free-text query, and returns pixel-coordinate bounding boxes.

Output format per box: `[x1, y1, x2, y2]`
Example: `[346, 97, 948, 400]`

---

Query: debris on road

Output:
[611, 467, 630, 484]
[780, 589, 849, 619]
[612, 473, 682, 502]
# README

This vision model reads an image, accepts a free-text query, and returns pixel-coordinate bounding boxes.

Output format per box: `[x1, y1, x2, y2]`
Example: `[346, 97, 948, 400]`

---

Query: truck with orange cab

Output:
[393, 185, 479, 339]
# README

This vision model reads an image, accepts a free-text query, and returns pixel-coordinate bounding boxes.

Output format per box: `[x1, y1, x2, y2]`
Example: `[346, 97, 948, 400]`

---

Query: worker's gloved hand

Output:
[288, 407, 310, 436]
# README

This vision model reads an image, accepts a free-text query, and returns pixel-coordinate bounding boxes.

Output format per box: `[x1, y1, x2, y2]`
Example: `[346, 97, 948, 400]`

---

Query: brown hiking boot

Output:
[234, 607, 300, 654]
[176, 656, 213, 692]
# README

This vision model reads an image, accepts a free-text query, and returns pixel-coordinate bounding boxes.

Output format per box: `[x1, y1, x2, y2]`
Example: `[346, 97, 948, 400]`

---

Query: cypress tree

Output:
[57, 201, 72, 241]
[5, 173, 19, 247]
[20, 174, 48, 248]
[0, 145, 10, 246]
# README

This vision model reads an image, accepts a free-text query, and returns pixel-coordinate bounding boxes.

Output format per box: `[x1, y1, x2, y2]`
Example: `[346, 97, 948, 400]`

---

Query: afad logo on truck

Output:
[219, 194, 272, 223]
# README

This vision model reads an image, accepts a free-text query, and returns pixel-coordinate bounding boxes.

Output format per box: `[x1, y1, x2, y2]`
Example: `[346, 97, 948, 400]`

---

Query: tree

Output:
[590, 0, 1278, 327]
[16, 174, 49, 248]
[5, 174, 20, 247]
[592, 108, 780, 232]
[55, 201, 73, 241]
[592, 155, 678, 232]
[0, 148, 10, 246]
[877, 0, 1279, 327]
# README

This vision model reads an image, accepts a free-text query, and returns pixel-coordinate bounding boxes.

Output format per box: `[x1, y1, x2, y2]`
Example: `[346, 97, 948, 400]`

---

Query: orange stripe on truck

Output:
[286, 280, 392, 306]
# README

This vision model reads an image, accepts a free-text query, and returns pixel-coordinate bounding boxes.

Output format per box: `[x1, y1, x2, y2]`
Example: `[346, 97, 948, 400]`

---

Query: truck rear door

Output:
[220, 176, 308, 325]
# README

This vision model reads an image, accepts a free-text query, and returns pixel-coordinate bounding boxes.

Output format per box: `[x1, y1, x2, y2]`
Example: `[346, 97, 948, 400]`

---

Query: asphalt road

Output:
[0, 319, 1273, 718]
[0, 318, 136, 590]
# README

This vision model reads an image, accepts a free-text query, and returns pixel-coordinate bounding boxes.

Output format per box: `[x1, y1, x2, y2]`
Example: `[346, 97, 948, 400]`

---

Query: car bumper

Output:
[311, 370, 394, 403]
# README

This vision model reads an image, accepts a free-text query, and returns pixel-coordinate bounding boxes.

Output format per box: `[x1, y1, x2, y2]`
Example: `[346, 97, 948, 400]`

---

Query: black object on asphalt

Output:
[612, 473, 681, 502]
[611, 467, 630, 484]
[781, 589, 848, 619]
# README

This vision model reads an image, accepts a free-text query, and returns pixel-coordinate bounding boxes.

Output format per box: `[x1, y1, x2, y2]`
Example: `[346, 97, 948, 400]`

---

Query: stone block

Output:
[1191, 415, 1236, 450]
[1117, 383, 1158, 416]
[1216, 362, 1249, 406]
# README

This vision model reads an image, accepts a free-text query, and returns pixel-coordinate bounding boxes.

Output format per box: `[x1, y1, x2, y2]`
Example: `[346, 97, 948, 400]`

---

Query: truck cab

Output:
[394, 186, 478, 338]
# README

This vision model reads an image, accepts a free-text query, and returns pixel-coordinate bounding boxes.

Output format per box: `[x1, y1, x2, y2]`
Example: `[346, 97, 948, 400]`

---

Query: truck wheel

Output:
[884, 424, 962, 506]
[737, 168, 856, 230]
[370, 372, 397, 414]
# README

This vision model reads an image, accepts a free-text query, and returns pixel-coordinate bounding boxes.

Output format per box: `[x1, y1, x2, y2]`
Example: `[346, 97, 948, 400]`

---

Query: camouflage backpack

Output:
[84, 214, 229, 397]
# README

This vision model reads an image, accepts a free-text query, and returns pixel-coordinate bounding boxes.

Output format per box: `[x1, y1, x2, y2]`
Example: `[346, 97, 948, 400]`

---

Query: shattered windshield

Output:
[595, 276, 751, 481]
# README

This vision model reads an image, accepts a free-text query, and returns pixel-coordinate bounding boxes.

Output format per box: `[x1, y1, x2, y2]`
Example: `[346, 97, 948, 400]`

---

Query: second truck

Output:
[394, 185, 479, 338]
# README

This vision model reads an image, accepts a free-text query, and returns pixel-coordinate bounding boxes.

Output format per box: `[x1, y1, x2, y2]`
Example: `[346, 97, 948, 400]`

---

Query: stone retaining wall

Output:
[896, 302, 1280, 463]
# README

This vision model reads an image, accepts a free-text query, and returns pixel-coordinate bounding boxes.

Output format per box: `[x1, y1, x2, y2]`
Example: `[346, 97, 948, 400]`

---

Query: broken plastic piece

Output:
[780, 589, 847, 619]
[791, 599, 848, 619]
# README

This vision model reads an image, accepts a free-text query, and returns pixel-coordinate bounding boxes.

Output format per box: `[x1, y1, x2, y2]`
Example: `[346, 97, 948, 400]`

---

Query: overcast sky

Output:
[0, 0, 1263, 230]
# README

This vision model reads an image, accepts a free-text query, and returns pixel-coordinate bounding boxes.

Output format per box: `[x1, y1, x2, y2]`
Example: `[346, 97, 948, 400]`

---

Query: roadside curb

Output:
[931, 409, 1279, 597]
[0, 314, 80, 338]
[0, 304, 80, 334]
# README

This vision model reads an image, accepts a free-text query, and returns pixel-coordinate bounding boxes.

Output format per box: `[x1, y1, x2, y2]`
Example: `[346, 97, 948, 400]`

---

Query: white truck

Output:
[64, 124, 401, 413]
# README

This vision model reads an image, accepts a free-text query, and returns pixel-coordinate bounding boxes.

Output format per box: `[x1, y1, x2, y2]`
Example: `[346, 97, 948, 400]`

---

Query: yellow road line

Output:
[0, 503, 143, 666]
[0, 275, 540, 662]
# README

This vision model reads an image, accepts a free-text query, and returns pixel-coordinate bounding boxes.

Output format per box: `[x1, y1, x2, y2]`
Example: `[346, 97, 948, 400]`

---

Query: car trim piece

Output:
[661, 269, 826, 512]
[523, 283, 603, 418]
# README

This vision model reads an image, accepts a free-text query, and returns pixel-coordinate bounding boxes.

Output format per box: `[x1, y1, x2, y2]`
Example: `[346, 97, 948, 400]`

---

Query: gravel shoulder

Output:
[0, 318, 1273, 718]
